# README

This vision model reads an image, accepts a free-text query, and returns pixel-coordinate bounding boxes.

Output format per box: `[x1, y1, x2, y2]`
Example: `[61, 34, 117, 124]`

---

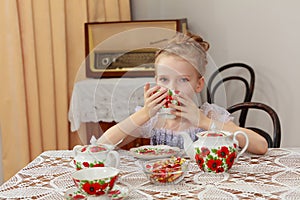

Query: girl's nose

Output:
[169, 80, 177, 91]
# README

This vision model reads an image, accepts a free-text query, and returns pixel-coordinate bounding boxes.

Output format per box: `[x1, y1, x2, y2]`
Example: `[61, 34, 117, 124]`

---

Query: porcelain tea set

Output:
[67, 128, 249, 199]
[72, 142, 120, 170]
[180, 130, 249, 173]
[66, 137, 127, 200]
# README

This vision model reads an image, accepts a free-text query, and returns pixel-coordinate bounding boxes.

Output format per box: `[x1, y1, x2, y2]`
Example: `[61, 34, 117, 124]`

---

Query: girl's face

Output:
[155, 55, 204, 98]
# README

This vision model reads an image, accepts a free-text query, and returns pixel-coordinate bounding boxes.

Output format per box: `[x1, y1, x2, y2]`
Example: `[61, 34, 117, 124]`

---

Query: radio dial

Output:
[101, 57, 110, 66]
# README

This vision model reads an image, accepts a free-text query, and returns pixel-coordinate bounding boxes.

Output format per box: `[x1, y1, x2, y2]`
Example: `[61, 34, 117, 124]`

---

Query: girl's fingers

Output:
[144, 83, 150, 92]
[145, 85, 165, 98]
[148, 87, 167, 101]
[168, 103, 182, 111]
[145, 85, 158, 98]
[148, 92, 168, 108]
[171, 109, 184, 118]
[153, 99, 167, 111]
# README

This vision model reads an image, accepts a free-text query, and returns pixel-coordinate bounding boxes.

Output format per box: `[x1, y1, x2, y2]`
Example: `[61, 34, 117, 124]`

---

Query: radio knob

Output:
[101, 57, 110, 66]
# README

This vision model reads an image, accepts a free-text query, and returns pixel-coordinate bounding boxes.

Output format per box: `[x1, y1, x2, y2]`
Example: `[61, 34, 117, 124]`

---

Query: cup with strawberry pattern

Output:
[158, 89, 180, 119]
[72, 167, 119, 198]
[73, 144, 120, 170]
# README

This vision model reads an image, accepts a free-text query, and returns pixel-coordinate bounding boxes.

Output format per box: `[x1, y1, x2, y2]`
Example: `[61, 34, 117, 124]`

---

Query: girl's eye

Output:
[180, 78, 189, 82]
[159, 77, 168, 82]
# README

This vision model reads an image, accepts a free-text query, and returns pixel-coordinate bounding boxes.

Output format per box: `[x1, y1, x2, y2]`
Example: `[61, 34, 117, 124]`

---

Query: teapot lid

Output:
[198, 131, 230, 137]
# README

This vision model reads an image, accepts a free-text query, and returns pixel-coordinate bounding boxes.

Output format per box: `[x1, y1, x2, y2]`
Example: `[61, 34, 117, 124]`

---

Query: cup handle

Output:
[108, 151, 120, 168]
[73, 145, 82, 157]
[233, 131, 249, 159]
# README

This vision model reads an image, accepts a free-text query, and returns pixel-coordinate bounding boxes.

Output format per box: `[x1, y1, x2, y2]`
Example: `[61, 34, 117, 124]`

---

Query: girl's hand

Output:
[143, 83, 168, 118]
[169, 92, 209, 129]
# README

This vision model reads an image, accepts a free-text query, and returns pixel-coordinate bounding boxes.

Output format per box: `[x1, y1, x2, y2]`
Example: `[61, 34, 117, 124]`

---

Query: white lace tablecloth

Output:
[68, 78, 154, 132]
[1, 148, 300, 199]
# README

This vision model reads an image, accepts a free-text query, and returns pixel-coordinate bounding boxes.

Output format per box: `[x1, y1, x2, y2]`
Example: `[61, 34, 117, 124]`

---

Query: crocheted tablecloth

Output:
[0, 148, 300, 199]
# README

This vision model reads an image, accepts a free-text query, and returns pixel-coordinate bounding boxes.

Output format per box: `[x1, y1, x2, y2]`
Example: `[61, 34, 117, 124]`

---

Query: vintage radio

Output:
[85, 19, 188, 78]
[93, 48, 156, 71]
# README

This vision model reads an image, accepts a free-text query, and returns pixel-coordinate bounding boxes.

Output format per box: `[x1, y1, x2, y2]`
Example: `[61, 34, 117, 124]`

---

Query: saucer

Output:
[64, 185, 128, 200]
[64, 188, 86, 200]
[108, 185, 129, 199]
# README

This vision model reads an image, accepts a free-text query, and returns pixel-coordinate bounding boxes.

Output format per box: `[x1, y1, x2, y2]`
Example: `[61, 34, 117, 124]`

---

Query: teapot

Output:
[180, 130, 249, 173]
[73, 143, 120, 170]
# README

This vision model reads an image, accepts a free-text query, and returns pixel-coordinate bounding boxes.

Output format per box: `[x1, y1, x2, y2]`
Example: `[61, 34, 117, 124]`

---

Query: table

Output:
[1, 148, 300, 199]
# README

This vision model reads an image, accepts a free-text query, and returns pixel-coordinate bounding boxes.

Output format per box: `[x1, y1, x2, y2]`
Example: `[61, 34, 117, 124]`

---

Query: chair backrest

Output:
[227, 102, 281, 148]
[207, 62, 255, 127]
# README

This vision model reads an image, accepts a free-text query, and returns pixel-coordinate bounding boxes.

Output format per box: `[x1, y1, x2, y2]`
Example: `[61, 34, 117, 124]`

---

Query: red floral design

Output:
[94, 163, 105, 167]
[81, 147, 87, 152]
[99, 183, 108, 190]
[207, 159, 223, 172]
[73, 194, 85, 199]
[216, 167, 224, 173]
[226, 152, 237, 169]
[162, 89, 180, 108]
[109, 190, 121, 195]
[109, 175, 118, 189]
[82, 182, 101, 195]
[195, 154, 204, 170]
[200, 147, 210, 157]
[217, 146, 229, 158]
[83, 162, 90, 167]
[96, 190, 105, 195]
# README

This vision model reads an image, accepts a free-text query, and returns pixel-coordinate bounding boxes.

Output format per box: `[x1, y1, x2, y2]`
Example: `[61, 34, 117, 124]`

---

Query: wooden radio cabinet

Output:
[85, 19, 188, 78]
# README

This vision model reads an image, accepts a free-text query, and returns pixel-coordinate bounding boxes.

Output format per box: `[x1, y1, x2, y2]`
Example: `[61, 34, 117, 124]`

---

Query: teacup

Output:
[73, 144, 120, 170]
[159, 89, 180, 119]
[72, 167, 119, 197]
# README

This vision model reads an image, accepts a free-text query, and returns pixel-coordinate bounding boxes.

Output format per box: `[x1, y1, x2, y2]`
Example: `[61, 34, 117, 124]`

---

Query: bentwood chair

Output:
[207, 63, 255, 127]
[227, 102, 281, 148]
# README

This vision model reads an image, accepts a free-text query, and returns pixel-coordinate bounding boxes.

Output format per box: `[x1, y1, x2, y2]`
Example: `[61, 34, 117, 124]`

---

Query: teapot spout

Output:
[179, 132, 195, 161]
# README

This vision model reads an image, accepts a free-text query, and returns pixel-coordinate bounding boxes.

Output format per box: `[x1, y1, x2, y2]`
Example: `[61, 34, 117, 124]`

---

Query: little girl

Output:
[97, 32, 268, 155]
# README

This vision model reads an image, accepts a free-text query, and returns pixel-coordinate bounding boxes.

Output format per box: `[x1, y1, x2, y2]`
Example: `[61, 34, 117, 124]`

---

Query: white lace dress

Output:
[137, 102, 233, 149]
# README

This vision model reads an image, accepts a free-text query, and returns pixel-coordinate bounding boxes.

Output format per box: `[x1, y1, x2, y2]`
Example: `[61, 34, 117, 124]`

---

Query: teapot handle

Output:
[233, 131, 249, 159]
[108, 151, 120, 168]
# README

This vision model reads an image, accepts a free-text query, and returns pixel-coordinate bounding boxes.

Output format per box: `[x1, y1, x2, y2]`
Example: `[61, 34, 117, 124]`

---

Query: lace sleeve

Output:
[134, 106, 158, 138]
[200, 102, 233, 123]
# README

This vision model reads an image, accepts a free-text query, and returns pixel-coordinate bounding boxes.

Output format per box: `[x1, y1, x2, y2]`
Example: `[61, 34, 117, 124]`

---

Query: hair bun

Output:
[186, 31, 210, 52]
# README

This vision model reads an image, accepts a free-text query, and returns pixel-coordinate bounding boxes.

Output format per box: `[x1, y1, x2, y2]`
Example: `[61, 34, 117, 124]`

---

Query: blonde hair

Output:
[155, 32, 210, 76]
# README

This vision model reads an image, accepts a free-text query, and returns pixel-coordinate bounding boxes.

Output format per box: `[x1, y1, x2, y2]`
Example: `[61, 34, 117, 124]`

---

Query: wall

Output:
[131, 0, 300, 147]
